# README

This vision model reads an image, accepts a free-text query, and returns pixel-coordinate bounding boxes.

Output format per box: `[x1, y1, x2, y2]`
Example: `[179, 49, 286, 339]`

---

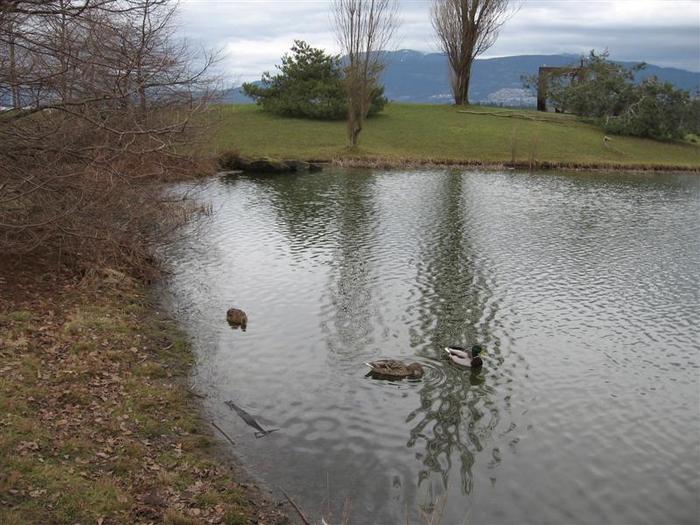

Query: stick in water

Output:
[211, 421, 236, 447]
[280, 487, 311, 525]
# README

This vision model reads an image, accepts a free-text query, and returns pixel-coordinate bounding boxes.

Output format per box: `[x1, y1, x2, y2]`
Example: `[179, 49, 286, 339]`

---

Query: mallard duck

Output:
[445, 345, 484, 368]
[226, 307, 248, 330]
[365, 360, 424, 379]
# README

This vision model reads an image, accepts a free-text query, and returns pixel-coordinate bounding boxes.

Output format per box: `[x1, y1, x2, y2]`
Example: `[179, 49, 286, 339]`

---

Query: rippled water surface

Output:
[161, 169, 700, 525]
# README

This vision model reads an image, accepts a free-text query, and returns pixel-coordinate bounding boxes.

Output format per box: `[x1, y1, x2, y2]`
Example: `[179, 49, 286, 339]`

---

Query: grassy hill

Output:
[213, 104, 700, 170]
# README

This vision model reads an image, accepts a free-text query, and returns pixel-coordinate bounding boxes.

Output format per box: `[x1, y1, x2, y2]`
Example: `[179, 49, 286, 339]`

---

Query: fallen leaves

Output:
[1, 274, 288, 525]
[16, 441, 40, 455]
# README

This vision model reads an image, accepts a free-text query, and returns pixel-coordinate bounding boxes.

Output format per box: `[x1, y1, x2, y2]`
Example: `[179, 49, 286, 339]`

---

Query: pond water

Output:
[161, 168, 700, 525]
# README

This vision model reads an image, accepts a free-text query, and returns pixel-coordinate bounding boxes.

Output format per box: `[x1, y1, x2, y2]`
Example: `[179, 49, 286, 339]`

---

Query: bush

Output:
[218, 149, 242, 170]
[0, 0, 218, 280]
[603, 79, 694, 140]
[548, 51, 641, 118]
[242, 40, 387, 120]
[544, 51, 697, 141]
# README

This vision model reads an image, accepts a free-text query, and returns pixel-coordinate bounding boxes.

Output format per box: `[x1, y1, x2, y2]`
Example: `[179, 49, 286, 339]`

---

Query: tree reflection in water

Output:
[408, 171, 503, 510]
[246, 168, 513, 518]
[321, 170, 382, 364]
[249, 168, 382, 364]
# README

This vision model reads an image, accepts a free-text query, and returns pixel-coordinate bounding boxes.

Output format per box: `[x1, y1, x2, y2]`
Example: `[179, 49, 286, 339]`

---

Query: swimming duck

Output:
[445, 345, 484, 368]
[365, 360, 424, 379]
[226, 307, 248, 330]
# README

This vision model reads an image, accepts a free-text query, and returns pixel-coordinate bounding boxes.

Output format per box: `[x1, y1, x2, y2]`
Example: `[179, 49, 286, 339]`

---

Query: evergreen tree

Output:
[243, 41, 387, 120]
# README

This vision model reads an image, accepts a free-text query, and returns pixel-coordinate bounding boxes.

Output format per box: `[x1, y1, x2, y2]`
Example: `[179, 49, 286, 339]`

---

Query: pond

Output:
[161, 168, 699, 525]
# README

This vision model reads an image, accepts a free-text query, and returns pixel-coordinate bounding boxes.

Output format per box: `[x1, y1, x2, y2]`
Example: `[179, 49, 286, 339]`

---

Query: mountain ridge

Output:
[223, 51, 700, 107]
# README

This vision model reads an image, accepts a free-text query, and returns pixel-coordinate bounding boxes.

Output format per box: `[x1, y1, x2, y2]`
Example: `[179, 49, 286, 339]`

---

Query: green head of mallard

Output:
[471, 344, 483, 357]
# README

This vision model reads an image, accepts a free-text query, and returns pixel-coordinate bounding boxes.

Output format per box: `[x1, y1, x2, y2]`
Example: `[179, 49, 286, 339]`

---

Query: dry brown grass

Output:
[0, 266, 287, 525]
[330, 155, 700, 173]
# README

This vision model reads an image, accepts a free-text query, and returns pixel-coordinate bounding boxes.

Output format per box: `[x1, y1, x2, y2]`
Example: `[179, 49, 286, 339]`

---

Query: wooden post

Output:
[8, 17, 20, 108]
[537, 67, 549, 112]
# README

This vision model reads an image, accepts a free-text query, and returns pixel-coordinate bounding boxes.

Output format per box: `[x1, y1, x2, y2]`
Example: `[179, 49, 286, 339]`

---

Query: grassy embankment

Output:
[0, 265, 286, 525]
[213, 103, 700, 171]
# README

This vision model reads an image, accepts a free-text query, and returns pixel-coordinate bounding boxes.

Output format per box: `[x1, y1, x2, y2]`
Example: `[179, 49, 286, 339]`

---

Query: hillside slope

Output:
[213, 104, 700, 170]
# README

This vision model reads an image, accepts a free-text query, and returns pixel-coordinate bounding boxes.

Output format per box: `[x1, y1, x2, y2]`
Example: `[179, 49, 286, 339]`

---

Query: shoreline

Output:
[326, 156, 700, 174]
[0, 259, 288, 525]
[221, 154, 700, 177]
[154, 282, 306, 524]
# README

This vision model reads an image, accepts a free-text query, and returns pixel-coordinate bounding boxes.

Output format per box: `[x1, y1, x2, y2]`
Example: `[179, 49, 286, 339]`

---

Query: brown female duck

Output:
[365, 359, 424, 379]
[226, 307, 248, 330]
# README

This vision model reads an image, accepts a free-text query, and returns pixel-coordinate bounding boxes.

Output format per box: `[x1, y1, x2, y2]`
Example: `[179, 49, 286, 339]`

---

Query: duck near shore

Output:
[445, 345, 484, 368]
[365, 360, 424, 379]
[226, 307, 248, 330]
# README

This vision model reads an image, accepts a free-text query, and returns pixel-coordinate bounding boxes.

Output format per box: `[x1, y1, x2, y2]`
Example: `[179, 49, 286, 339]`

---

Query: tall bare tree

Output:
[431, 0, 514, 105]
[0, 0, 219, 276]
[332, 0, 398, 148]
[1, 10, 26, 108]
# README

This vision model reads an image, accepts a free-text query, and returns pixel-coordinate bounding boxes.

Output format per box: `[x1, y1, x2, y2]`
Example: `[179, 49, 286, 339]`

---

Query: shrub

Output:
[603, 79, 694, 140]
[543, 51, 697, 141]
[548, 51, 641, 118]
[242, 40, 387, 120]
[218, 149, 242, 170]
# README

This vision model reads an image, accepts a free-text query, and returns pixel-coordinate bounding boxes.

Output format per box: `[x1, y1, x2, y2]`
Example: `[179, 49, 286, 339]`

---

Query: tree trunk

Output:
[348, 110, 362, 148]
[346, 86, 364, 148]
[350, 127, 361, 148]
[138, 84, 147, 115]
[59, 1, 69, 102]
[8, 20, 19, 108]
[453, 63, 471, 106]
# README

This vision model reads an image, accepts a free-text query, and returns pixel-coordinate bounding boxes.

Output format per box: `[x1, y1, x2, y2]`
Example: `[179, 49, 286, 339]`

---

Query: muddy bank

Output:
[329, 156, 700, 174]
[218, 151, 699, 177]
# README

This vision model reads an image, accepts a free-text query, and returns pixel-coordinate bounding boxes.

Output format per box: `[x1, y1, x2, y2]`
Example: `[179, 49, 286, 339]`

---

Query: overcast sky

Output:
[178, 0, 700, 82]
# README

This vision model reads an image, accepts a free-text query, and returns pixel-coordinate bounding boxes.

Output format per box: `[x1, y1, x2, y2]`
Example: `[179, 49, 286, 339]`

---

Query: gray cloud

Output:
[179, 0, 700, 81]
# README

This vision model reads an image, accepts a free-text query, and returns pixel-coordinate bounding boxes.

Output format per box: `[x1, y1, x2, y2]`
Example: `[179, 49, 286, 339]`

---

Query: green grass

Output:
[212, 103, 700, 169]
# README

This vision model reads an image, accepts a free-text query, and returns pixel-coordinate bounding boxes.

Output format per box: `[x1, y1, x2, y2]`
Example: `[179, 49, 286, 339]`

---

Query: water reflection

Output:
[161, 168, 700, 525]
[257, 169, 510, 517]
[405, 172, 504, 511]
[321, 170, 382, 364]
[252, 170, 383, 363]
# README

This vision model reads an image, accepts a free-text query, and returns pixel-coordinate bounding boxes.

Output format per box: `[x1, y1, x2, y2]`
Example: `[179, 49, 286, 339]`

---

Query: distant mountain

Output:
[220, 86, 257, 104]
[223, 51, 700, 107]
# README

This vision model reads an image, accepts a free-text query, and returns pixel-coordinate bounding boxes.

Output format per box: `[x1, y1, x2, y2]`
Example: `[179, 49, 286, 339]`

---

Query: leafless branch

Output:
[0, 0, 221, 278]
[431, 0, 517, 105]
[331, 0, 398, 147]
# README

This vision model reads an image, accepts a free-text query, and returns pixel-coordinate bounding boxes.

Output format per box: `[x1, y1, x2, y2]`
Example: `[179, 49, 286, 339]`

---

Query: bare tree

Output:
[1, 10, 28, 109]
[0, 0, 220, 277]
[431, 0, 515, 105]
[332, 0, 398, 148]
